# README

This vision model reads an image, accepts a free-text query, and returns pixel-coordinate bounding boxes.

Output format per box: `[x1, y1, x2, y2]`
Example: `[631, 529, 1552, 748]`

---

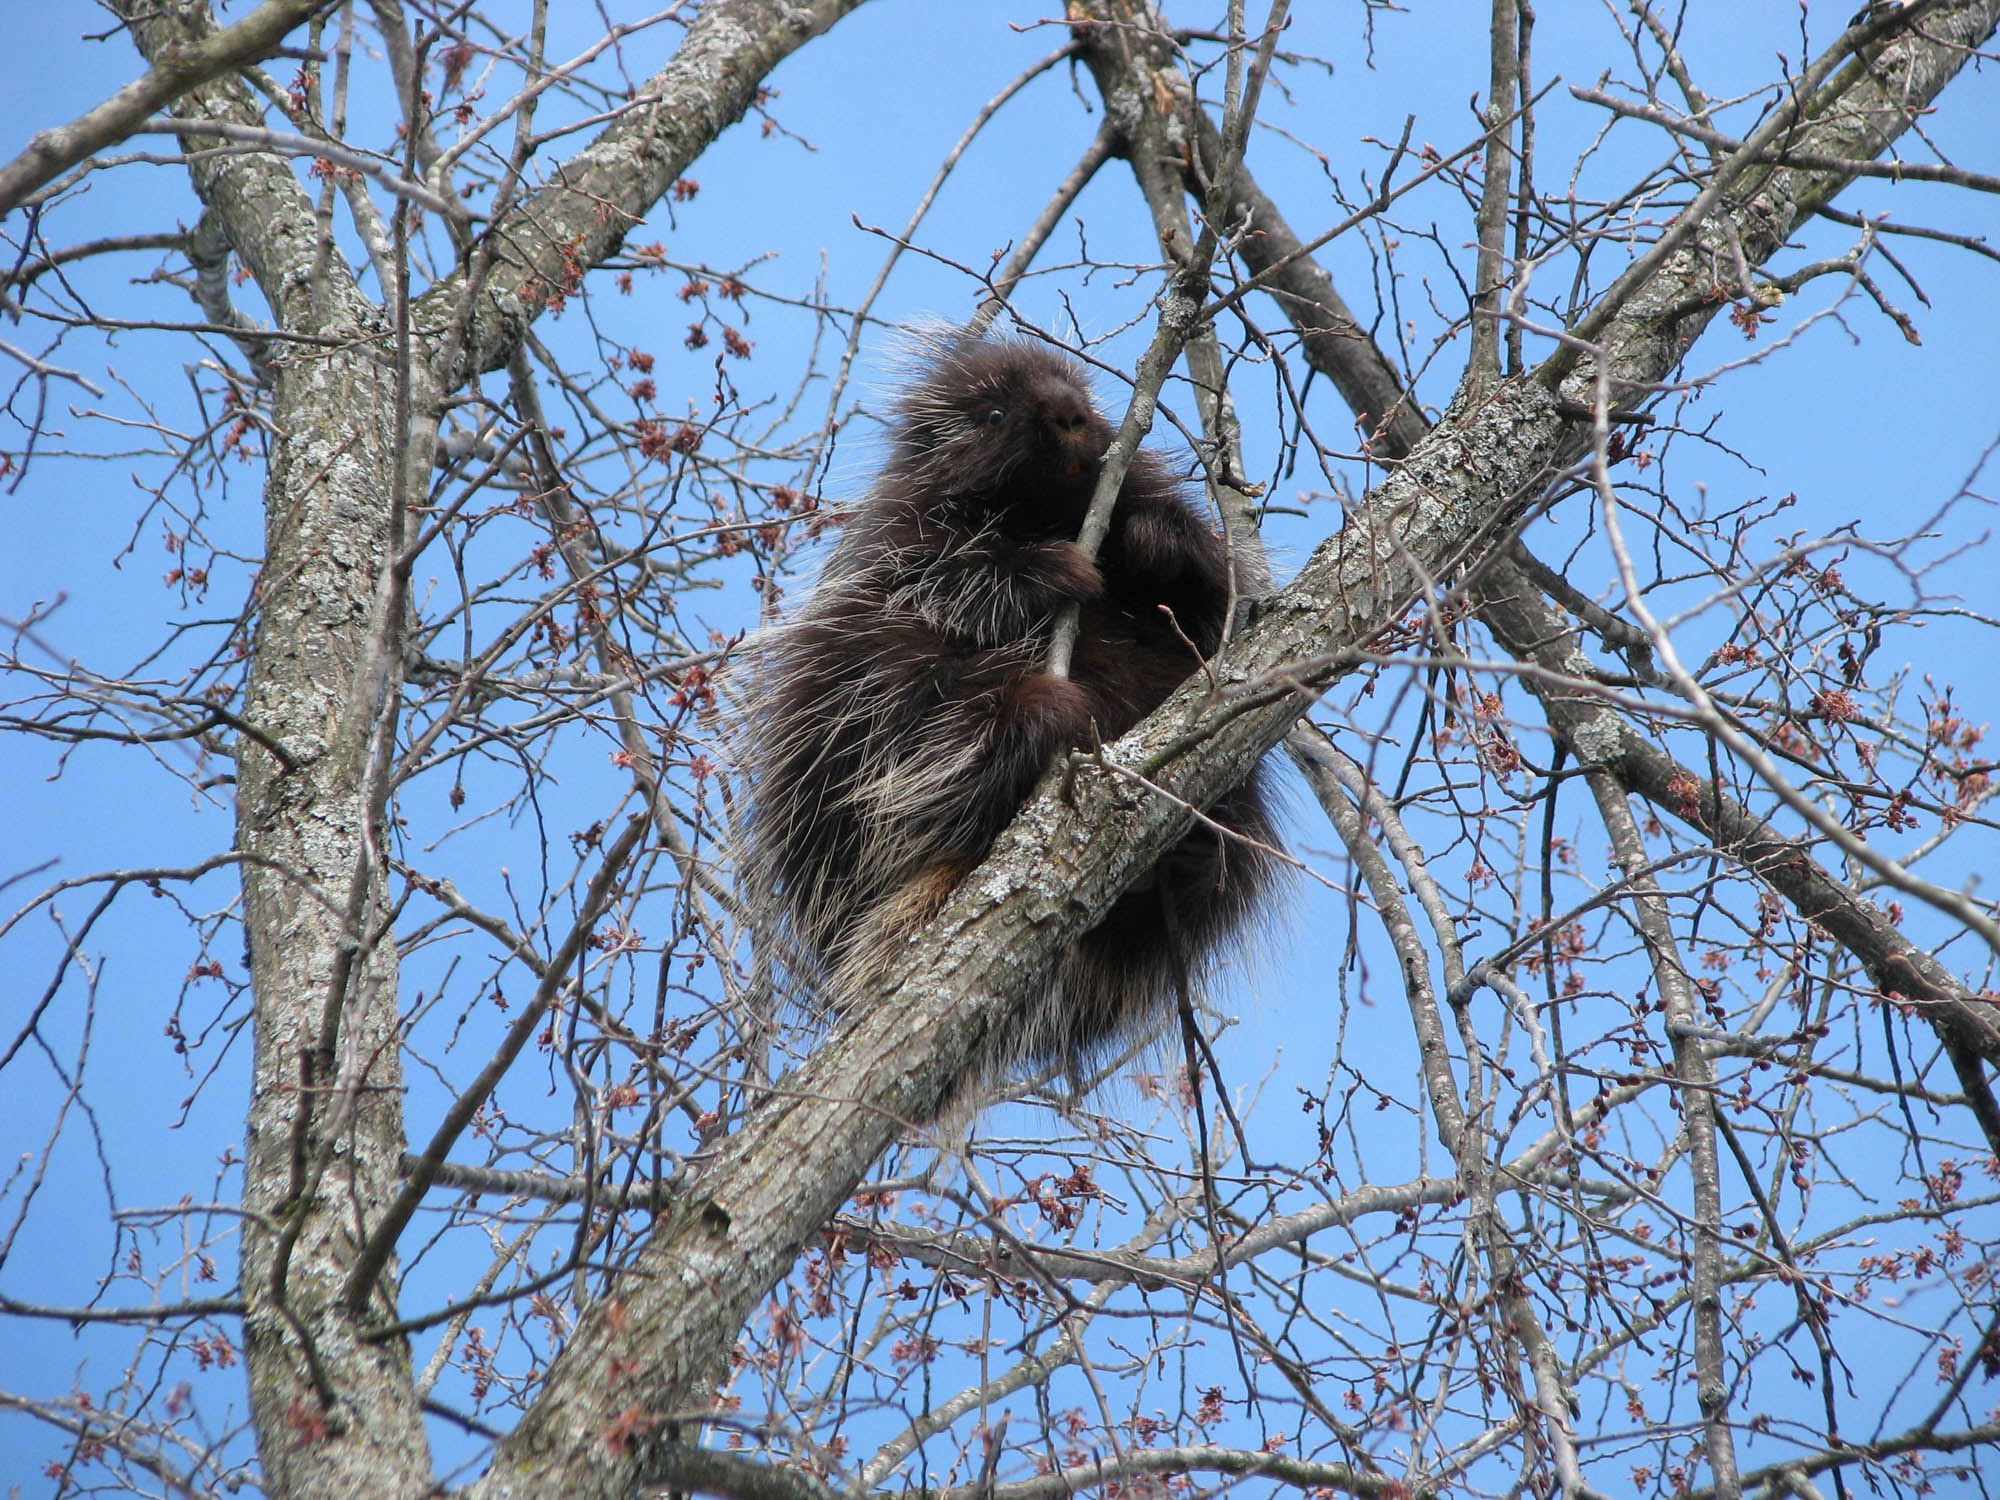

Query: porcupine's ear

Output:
[879, 317, 983, 425]
[862, 320, 983, 494]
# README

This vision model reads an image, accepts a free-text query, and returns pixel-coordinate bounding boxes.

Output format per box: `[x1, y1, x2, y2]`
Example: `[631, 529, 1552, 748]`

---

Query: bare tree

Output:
[4, 4, 1998, 1499]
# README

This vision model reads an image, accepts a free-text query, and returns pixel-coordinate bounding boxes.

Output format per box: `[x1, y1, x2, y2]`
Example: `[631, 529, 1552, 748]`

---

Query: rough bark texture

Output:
[109, 2, 436, 1492]
[232, 348, 434, 1498]
[87, 0, 2000, 1494]
[1156, 0, 2000, 1105]
[0, 0, 337, 216]
[463, 10, 2000, 1497]
[417, 0, 867, 381]
[107, 3, 868, 1497]
[1170, 0, 2000, 1121]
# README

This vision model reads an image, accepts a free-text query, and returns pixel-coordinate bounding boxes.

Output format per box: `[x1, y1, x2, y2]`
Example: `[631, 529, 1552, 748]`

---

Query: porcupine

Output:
[741, 332, 1281, 1100]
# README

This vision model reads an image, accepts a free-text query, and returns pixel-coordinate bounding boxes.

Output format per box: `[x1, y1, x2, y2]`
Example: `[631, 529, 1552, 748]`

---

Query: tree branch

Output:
[415, 0, 868, 383]
[0, 0, 335, 218]
[461, 9, 2000, 1496]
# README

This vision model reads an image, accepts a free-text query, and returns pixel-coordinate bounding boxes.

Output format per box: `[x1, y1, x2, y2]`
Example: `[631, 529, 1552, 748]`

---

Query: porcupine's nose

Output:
[1053, 407, 1097, 478]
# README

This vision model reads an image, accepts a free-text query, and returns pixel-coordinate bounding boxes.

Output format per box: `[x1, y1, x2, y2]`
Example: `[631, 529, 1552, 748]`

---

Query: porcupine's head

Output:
[884, 335, 1117, 531]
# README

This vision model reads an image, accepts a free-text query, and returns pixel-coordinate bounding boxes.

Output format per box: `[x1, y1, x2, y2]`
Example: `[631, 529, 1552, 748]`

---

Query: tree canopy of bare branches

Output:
[4, 4, 1999, 1499]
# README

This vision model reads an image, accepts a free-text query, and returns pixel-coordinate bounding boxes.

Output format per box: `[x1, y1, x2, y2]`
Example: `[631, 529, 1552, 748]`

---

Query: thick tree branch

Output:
[415, 0, 868, 383]
[1175, 0, 2000, 1117]
[94, 4, 876, 1496]
[105, 7, 438, 1495]
[1473, 567, 2000, 1149]
[459, 10, 2000, 1498]
[0, 0, 335, 218]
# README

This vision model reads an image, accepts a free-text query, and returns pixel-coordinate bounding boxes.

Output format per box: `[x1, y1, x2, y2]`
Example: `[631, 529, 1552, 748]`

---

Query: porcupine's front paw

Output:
[1001, 670, 1095, 742]
[1023, 539, 1103, 602]
[1119, 505, 1201, 583]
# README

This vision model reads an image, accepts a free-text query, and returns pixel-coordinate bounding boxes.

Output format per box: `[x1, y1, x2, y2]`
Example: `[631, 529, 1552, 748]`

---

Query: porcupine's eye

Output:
[983, 408, 1006, 427]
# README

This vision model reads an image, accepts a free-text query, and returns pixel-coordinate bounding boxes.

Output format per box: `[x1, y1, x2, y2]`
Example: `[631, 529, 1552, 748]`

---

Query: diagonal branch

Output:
[1473, 568, 2000, 1151]
[461, 8, 2000, 1498]
[415, 0, 867, 384]
[1170, 0, 2000, 1125]
[0, 0, 337, 218]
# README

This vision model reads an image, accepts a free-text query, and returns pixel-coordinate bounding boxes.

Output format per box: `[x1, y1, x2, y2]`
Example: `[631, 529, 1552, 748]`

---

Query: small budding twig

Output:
[1049, 0, 1288, 678]
[1046, 290, 1203, 680]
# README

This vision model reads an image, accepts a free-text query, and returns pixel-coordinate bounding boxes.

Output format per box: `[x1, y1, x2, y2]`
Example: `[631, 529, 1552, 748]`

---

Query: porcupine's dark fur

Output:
[742, 333, 1280, 1097]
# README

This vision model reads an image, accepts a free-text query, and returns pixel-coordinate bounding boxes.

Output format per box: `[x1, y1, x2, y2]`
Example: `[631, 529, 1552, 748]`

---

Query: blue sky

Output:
[4, 0, 1999, 1487]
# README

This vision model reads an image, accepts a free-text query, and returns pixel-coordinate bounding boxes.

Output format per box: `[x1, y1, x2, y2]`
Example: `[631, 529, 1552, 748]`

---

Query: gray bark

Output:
[89, 0, 2000, 1494]
[1166, 0, 2000, 1124]
[109, 1, 435, 1491]
[0, 0, 337, 217]
[109, 3, 867, 1497]
[469, 7, 2000, 1499]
